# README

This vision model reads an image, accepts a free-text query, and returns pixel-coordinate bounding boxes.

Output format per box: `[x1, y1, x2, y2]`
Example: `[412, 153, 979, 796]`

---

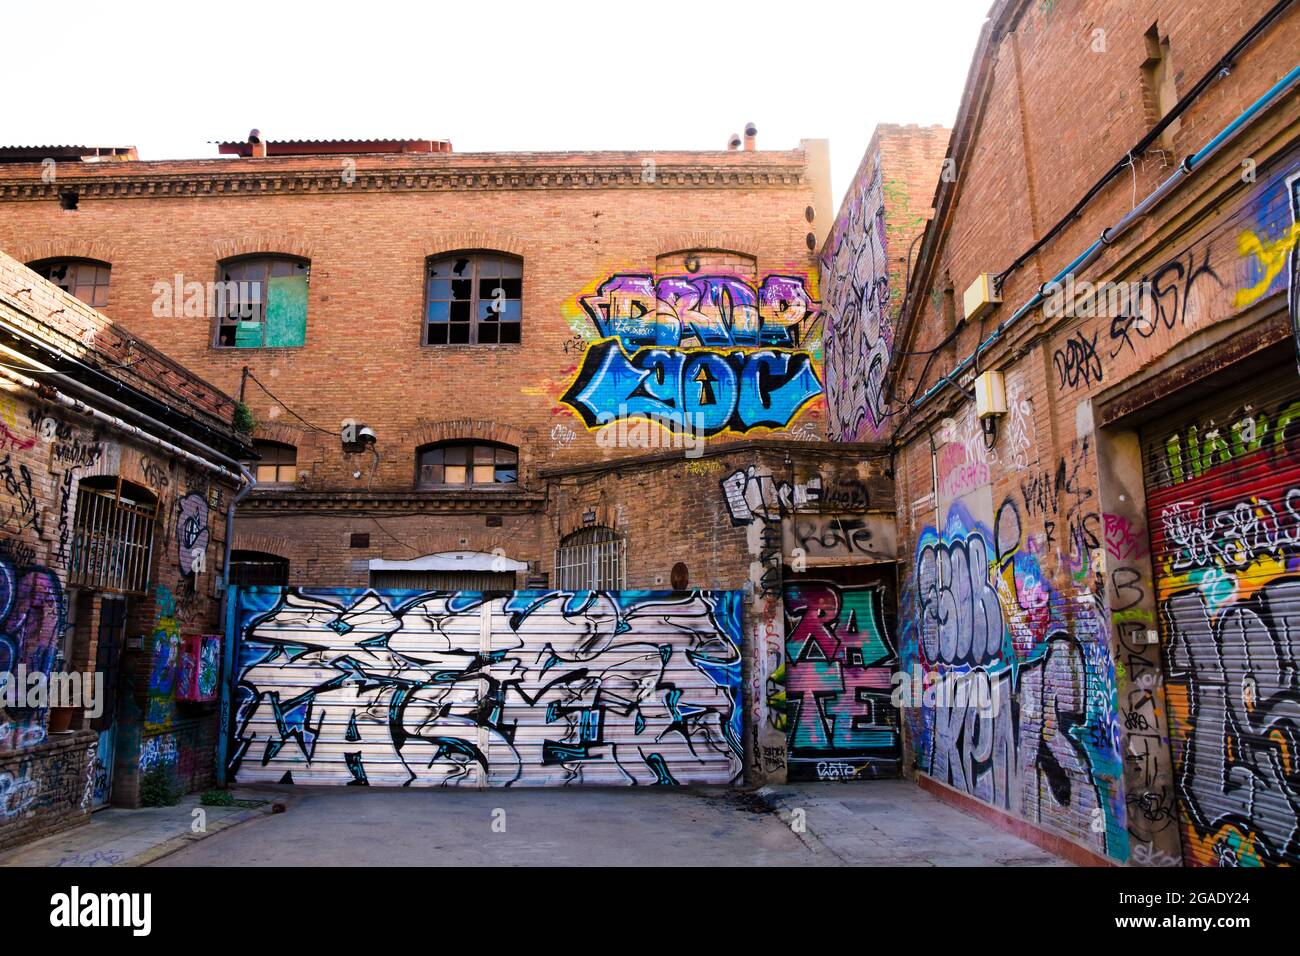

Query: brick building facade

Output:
[0, 249, 247, 850]
[873, 0, 1300, 866]
[0, 133, 944, 790]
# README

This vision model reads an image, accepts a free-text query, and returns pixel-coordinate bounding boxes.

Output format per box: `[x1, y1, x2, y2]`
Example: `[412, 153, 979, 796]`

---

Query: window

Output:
[246, 441, 297, 485]
[417, 442, 518, 488]
[214, 255, 309, 348]
[29, 258, 111, 308]
[229, 551, 290, 587]
[68, 477, 158, 594]
[425, 253, 521, 345]
[555, 527, 625, 590]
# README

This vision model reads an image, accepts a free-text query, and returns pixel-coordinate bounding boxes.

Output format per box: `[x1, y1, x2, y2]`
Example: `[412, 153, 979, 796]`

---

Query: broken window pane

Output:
[424, 253, 523, 345]
[30, 258, 111, 308]
[215, 255, 309, 349]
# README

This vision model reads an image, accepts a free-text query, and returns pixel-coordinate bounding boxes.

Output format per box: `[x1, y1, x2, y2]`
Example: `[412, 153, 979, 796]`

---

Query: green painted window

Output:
[215, 256, 309, 348]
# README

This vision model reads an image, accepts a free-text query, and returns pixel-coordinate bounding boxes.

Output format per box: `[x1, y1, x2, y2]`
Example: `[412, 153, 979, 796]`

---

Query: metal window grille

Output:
[67, 481, 157, 594]
[554, 527, 625, 590]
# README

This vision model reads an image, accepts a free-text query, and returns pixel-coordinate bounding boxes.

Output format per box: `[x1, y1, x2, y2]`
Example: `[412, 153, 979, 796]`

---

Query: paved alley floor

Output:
[758, 781, 1071, 866]
[0, 792, 273, 867]
[148, 779, 1068, 867]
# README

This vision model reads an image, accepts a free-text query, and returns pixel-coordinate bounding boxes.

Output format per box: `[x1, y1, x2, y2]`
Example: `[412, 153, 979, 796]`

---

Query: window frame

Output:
[246, 440, 298, 486]
[422, 252, 523, 347]
[554, 526, 626, 591]
[67, 476, 159, 595]
[415, 440, 519, 489]
[28, 257, 112, 308]
[212, 254, 310, 350]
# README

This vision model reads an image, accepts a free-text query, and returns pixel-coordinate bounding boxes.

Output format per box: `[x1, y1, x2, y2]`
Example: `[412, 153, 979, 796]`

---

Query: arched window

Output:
[555, 526, 625, 590]
[245, 441, 297, 485]
[29, 258, 111, 308]
[229, 550, 290, 587]
[214, 255, 309, 348]
[68, 476, 158, 594]
[416, 441, 517, 488]
[424, 253, 522, 345]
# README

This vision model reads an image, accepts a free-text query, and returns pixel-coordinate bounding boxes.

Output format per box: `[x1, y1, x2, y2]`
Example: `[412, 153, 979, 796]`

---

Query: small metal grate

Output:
[67, 480, 158, 594]
[554, 526, 625, 590]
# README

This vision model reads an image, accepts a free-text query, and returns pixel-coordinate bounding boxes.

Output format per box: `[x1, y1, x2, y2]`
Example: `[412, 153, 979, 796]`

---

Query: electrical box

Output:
[974, 370, 1008, 419]
[176, 633, 221, 703]
[963, 272, 1002, 322]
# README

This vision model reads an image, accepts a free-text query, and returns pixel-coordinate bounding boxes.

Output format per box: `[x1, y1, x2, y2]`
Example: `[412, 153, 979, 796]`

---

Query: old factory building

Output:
[0, 0, 1296, 868]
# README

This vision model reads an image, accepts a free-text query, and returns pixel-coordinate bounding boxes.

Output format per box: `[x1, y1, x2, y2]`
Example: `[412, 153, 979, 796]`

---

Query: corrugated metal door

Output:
[226, 588, 744, 788]
[1143, 364, 1300, 867]
[780, 565, 900, 782]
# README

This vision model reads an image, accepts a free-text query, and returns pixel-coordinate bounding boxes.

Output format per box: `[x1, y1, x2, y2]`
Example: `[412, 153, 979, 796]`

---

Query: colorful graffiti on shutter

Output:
[227, 588, 744, 787]
[1148, 433, 1300, 867]
[781, 580, 899, 780]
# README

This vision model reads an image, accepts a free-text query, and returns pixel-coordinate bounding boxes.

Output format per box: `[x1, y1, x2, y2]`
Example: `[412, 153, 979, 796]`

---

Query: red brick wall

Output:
[887, 0, 1300, 866]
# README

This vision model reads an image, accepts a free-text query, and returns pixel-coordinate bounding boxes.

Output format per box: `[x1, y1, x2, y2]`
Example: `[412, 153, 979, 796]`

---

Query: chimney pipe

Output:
[727, 133, 742, 151]
[248, 128, 266, 159]
[743, 123, 757, 151]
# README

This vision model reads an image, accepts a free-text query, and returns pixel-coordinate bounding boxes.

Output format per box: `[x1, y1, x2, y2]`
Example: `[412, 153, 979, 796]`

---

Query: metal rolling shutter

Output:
[1142, 364, 1300, 867]
[227, 589, 744, 788]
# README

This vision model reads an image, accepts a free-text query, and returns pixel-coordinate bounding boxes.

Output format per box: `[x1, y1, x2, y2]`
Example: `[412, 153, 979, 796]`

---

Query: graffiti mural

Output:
[820, 152, 892, 441]
[560, 273, 823, 438]
[782, 580, 899, 780]
[176, 492, 210, 578]
[1148, 426, 1300, 867]
[228, 588, 744, 787]
[145, 585, 181, 733]
[900, 501, 1128, 860]
[0, 559, 66, 751]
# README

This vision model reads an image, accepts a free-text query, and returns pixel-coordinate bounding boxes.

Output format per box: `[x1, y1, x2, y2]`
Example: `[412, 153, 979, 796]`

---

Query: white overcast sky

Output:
[7, 0, 988, 208]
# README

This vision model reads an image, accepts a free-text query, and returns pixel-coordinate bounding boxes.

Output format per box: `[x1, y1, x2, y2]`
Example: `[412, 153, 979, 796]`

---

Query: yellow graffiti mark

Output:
[0, 395, 19, 429]
[1234, 220, 1300, 309]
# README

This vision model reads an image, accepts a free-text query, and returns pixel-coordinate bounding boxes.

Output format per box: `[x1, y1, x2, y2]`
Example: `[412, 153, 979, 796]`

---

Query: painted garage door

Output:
[1143, 364, 1300, 867]
[781, 568, 901, 781]
[225, 587, 744, 787]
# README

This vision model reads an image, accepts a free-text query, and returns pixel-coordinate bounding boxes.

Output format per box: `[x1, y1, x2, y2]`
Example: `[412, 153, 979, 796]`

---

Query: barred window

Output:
[68, 477, 158, 594]
[554, 526, 625, 590]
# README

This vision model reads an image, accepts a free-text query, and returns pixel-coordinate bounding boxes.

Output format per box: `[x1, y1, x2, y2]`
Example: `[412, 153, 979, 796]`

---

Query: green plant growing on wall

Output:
[139, 766, 179, 807]
[232, 400, 256, 436]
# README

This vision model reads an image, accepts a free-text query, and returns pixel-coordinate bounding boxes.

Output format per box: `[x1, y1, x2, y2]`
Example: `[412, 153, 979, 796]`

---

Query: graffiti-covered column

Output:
[1093, 423, 1182, 867]
[722, 465, 789, 785]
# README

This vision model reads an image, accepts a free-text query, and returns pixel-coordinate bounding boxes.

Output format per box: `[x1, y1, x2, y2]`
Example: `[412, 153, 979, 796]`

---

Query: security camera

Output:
[357, 426, 377, 445]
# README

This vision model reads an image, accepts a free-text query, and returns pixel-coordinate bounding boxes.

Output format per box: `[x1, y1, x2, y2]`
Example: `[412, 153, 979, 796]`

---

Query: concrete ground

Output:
[759, 782, 1070, 866]
[0, 792, 273, 867]
[146, 779, 1067, 867]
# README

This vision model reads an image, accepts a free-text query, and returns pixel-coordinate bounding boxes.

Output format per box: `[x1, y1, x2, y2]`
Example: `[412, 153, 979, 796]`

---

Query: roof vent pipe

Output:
[743, 123, 757, 151]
